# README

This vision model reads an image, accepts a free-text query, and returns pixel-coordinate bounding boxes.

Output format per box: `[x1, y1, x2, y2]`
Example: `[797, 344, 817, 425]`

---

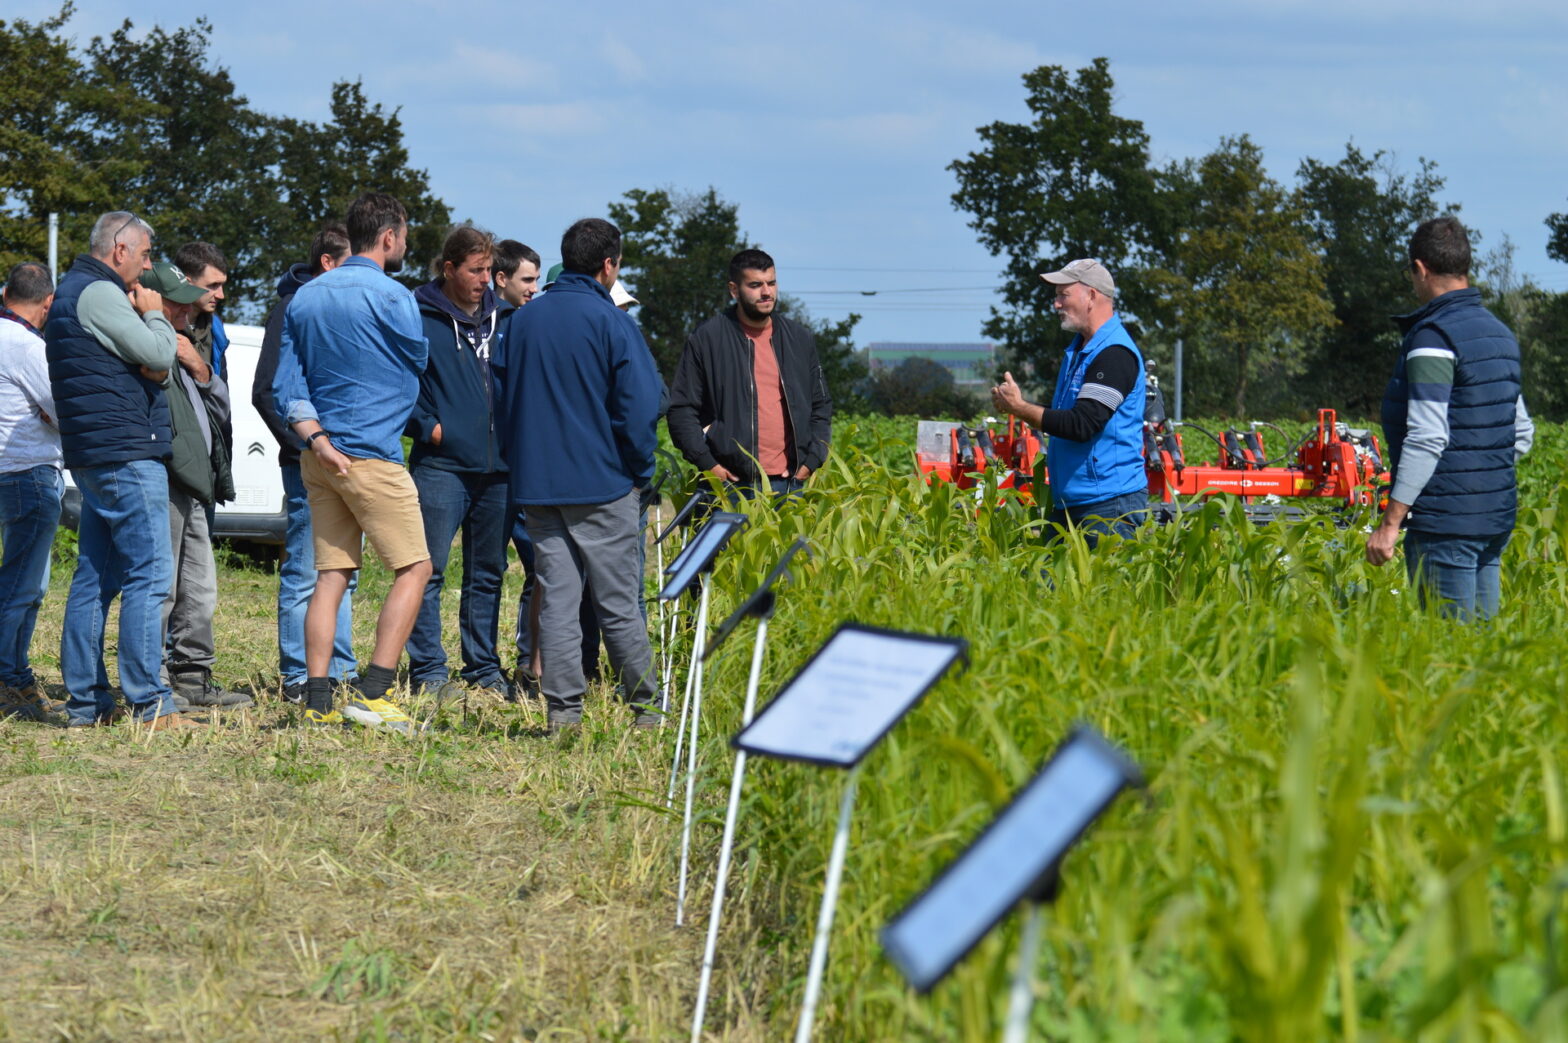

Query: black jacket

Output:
[252, 263, 311, 467]
[405, 281, 511, 475]
[666, 308, 832, 480]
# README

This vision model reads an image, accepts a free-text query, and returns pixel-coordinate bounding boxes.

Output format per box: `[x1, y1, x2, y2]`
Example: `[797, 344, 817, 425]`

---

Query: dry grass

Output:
[0, 545, 780, 1041]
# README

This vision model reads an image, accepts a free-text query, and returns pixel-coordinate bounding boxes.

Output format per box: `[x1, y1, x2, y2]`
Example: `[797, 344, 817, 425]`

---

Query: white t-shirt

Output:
[0, 314, 63, 473]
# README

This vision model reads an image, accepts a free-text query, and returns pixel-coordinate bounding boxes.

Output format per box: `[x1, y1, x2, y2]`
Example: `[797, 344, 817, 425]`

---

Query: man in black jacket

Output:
[667, 249, 832, 496]
[252, 224, 358, 703]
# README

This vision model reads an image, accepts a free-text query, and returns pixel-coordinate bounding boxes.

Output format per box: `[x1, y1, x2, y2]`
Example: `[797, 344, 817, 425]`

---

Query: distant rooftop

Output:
[865, 342, 996, 385]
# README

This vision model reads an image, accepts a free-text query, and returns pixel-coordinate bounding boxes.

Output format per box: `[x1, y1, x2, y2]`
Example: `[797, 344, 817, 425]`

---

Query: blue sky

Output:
[20, 0, 1568, 345]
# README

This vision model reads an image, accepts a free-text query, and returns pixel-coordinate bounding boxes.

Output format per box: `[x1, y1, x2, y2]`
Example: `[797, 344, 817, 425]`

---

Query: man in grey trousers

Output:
[492, 218, 662, 734]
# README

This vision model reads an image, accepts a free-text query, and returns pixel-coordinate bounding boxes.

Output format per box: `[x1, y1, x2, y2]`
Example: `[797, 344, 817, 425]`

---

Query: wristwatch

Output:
[305, 430, 331, 449]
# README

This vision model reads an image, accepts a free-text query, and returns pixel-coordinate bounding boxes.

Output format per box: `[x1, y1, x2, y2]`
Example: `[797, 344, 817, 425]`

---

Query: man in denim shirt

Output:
[273, 193, 432, 733]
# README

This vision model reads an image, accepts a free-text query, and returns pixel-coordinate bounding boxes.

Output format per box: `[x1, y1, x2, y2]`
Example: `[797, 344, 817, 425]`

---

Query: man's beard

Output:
[738, 298, 772, 324]
[384, 254, 404, 274]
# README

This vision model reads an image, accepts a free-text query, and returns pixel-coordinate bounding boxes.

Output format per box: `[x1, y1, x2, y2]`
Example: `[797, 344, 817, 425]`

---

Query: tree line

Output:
[949, 57, 1568, 420]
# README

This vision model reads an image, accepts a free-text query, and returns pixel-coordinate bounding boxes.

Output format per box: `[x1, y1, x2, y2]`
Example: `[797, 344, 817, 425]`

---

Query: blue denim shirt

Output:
[274, 256, 426, 464]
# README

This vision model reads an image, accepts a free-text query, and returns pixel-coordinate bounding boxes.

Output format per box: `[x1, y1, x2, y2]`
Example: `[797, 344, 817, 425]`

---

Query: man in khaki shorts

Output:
[272, 192, 432, 732]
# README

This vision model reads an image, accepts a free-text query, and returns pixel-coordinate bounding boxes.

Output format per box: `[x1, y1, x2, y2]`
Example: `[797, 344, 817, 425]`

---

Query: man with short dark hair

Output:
[667, 249, 832, 498]
[0, 262, 62, 720]
[174, 241, 230, 382]
[405, 225, 512, 699]
[990, 258, 1149, 543]
[493, 239, 541, 308]
[274, 193, 432, 732]
[254, 224, 358, 703]
[493, 217, 662, 733]
[1366, 216, 1534, 620]
[139, 260, 246, 710]
[46, 211, 196, 729]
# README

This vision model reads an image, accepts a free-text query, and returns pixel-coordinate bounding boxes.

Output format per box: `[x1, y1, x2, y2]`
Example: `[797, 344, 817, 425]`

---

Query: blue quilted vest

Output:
[1382, 287, 1519, 537]
[44, 255, 172, 470]
[1046, 314, 1147, 506]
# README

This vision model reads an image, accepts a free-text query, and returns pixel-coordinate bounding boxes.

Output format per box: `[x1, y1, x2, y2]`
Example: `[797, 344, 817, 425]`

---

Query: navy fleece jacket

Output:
[491, 272, 660, 505]
[405, 280, 512, 475]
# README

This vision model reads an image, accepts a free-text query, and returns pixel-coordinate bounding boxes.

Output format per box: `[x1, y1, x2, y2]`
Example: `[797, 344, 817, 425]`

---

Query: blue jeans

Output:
[0, 465, 63, 689]
[407, 466, 509, 688]
[280, 463, 357, 686]
[62, 460, 176, 724]
[1048, 489, 1149, 548]
[1404, 529, 1510, 622]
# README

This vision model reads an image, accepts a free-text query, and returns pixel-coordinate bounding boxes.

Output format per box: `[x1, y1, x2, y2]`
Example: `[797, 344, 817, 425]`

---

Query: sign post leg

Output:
[795, 764, 862, 1043]
[675, 576, 715, 925]
[667, 577, 712, 807]
[1001, 903, 1044, 1043]
[689, 616, 770, 1042]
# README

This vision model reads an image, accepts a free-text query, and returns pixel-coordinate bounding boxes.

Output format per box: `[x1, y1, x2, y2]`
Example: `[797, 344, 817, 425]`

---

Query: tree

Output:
[1170, 136, 1336, 416]
[1547, 204, 1568, 265]
[609, 185, 867, 403]
[0, 4, 121, 274]
[867, 357, 978, 418]
[608, 187, 748, 377]
[948, 58, 1180, 391]
[1295, 144, 1451, 413]
[0, 6, 450, 317]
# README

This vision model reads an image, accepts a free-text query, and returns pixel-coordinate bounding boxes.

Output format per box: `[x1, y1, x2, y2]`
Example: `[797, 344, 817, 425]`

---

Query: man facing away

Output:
[0, 263, 62, 721]
[274, 192, 432, 732]
[405, 225, 513, 698]
[138, 261, 247, 711]
[1366, 216, 1534, 620]
[990, 258, 1149, 544]
[492, 217, 662, 733]
[254, 224, 359, 703]
[667, 249, 832, 498]
[46, 211, 196, 729]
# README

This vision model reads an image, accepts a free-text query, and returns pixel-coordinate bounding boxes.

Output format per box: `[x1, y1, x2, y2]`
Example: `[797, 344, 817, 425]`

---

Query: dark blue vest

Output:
[44, 255, 171, 470]
[1382, 287, 1519, 537]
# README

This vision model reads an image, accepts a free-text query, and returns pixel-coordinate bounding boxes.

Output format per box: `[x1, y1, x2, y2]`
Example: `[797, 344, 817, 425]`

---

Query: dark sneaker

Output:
[0, 685, 50, 722]
[282, 682, 308, 705]
[510, 668, 541, 703]
[173, 671, 253, 709]
[170, 691, 194, 714]
[547, 713, 582, 738]
[631, 704, 664, 730]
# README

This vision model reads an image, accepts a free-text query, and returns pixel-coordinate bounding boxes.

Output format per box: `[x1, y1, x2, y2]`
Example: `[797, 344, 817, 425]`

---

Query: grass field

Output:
[2, 415, 1566, 1041]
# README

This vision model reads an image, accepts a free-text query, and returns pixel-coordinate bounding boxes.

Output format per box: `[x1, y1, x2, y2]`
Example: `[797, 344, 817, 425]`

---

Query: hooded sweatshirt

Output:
[405, 280, 512, 475]
[252, 263, 313, 466]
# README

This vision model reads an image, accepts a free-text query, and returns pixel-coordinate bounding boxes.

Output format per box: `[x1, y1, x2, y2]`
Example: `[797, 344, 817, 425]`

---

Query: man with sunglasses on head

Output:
[989, 258, 1148, 544]
[45, 211, 198, 730]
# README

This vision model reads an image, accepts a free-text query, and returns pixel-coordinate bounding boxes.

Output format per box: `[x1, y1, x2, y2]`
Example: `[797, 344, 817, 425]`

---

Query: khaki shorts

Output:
[300, 452, 429, 571]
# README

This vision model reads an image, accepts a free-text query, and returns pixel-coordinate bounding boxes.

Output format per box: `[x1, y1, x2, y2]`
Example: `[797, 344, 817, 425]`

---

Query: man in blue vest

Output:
[45, 211, 198, 730]
[1366, 216, 1534, 620]
[991, 258, 1147, 543]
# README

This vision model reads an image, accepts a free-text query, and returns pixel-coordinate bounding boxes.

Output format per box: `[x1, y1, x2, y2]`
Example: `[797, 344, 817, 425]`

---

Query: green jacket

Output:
[166, 344, 234, 505]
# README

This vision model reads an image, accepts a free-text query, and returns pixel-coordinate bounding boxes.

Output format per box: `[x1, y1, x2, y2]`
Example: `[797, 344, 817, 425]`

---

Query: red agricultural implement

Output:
[916, 364, 1389, 517]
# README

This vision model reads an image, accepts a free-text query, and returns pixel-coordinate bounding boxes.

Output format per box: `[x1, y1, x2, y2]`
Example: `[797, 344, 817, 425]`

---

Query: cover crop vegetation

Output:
[1, 416, 1564, 1041]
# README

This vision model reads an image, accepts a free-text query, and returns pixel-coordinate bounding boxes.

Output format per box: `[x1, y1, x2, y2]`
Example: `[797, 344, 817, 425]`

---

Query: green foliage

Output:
[668, 415, 1568, 1040]
[0, 6, 449, 318]
[865, 356, 979, 418]
[609, 184, 867, 404]
[1296, 144, 1452, 415]
[948, 58, 1175, 386]
[1170, 135, 1337, 416]
[1547, 203, 1568, 265]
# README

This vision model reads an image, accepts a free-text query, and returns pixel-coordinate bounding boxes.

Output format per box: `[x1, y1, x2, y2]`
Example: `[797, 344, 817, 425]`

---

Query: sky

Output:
[18, 0, 1568, 346]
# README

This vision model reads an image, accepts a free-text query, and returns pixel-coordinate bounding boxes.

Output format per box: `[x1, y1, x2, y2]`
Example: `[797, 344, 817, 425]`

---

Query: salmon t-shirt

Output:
[743, 320, 790, 476]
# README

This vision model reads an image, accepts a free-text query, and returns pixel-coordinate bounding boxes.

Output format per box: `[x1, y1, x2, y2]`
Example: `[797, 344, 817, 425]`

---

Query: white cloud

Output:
[602, 36, 647, 83]
[483, 101, 607, 137]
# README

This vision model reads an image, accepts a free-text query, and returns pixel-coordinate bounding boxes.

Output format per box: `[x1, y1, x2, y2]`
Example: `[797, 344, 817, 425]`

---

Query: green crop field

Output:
[1, 416, 1565, 1041]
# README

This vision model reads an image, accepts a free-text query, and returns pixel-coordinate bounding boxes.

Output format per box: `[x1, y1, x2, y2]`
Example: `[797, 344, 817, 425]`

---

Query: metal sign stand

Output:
[688, 540, 808, 1042]
[794, 763, 862, 1043]
[1001, 870, 1058, 1043]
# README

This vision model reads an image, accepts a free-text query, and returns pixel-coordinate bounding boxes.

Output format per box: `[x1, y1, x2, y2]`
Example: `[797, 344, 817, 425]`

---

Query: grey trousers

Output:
[528, 487, 655, 723]
[161, 491, 218, 679]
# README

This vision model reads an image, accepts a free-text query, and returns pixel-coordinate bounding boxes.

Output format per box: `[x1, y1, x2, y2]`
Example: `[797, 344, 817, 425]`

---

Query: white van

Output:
[61, 322, 288, 543]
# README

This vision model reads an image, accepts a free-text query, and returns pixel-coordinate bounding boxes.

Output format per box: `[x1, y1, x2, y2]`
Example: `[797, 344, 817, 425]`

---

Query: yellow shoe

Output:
[342, 697, 419, 735]
[304, 708, 344, 727]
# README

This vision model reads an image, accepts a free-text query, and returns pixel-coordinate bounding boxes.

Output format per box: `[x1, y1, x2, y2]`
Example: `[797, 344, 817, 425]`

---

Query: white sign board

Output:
[880, 726, 1140, 992]
[732, 624, 967, 767]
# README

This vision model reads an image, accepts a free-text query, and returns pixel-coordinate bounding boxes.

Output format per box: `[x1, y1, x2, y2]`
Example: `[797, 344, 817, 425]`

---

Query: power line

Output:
[790, 286, 1000, 295]
[789, 266, 998, 273]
